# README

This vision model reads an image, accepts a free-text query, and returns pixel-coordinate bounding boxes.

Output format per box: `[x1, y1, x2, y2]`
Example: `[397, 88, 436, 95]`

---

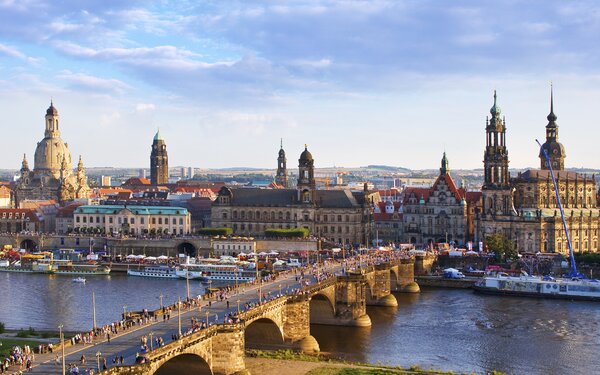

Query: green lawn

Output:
[0, 338, 43, 357]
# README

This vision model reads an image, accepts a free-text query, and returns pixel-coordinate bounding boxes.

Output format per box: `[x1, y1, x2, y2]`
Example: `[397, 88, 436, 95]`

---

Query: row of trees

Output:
[484, 233, 519, 262]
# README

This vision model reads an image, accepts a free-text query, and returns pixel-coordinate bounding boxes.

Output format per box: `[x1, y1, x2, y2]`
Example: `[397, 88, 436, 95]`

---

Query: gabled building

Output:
[401, 153, 478, 246]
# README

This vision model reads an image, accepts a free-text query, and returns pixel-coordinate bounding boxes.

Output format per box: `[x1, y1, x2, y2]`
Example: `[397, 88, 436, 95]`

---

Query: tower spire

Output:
[547, 82, 557, 123]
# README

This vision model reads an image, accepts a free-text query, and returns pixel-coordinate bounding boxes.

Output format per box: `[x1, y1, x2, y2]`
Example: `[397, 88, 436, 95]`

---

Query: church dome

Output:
[540, 141, 566, 158]
[46, 102, 58, 116]
[34, 136, 72, 174]
[299, 145, 313, 162]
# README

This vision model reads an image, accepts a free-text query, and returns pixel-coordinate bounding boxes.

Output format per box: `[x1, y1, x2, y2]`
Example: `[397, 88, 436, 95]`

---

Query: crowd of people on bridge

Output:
[1, 345, 34, 373]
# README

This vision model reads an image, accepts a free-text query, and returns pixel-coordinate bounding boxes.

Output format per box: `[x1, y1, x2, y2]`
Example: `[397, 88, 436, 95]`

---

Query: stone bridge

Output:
[99, 259, 418, 375]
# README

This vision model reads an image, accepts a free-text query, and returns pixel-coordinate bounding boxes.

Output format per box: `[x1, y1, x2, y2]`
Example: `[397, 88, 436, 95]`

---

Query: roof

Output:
[221, 188, 364, 208]
[75, 205, 189, 216]
[57, 203, 83, 217]
[154, 129, 163, 141]
[514, 169, 592, 182]
[431, 173, 464, 201]
[373, 201, 402, 221]
[403, 187, 432, 204]
[465, 191, 482, 205]
[0, 208, 40, 221]
[122, 177, 151, 186]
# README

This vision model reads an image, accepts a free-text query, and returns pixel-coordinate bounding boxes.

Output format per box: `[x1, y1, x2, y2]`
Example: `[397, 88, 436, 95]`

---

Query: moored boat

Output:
[474, 274, 600, 301]
[127, 266, 179, 279]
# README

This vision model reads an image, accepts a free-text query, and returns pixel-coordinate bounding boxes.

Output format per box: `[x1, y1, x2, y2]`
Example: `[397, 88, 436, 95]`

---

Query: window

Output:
[83, 217, 87, 223]
[109, 217, 113, 224]
[76, 217, 80, 223]
[141, 218, 145, 224]
[151, 217, 156, 224]
[172, 218, 176, 225]
[131, 218, 135, 225]
[179, 218, 183, 225]
[158, 217, 162, 225]
[338, 215, 342, 222]
[222, 213, 228, 219]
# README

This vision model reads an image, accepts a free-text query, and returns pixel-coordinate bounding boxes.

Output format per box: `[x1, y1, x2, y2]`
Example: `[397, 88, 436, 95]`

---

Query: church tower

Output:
[275, 139, 288, 187]
[150, 129, 169, 185]
[539, 85, 566, 170]
[482, 91, 514, 216]
[297, 145, 315, 203]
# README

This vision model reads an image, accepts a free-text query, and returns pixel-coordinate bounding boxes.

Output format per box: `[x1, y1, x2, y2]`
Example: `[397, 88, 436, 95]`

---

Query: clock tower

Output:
[150, 129, 169, 185]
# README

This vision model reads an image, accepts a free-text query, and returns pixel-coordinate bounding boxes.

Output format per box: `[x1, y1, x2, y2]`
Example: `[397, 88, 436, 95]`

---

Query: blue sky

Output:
[1, 0, 600, 170]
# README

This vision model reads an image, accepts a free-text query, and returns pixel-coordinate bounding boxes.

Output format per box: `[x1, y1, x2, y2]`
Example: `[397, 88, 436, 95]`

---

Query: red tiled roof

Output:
[432, 174, 463, 201]
[122, 177, 151, 186]
[402, 187, 432, 204]
[465, 191, 482, 204]
[57, 203, 83, 217]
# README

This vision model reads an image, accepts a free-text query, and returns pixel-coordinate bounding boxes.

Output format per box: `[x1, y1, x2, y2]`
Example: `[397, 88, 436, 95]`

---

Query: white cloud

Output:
[135, 103, 155, 112]
[0, 43, 39, 63]
[57, 71, 130, 94]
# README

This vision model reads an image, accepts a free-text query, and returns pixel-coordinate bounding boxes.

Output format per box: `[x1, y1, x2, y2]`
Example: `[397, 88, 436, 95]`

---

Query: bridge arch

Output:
[153, 353, 212, 375]
[390, 267, 400, 291]
[245, 317, 285, 349]
[176, 241, 197, 257]
[19, 239, 37, 251]
[309, 293, 336, 324]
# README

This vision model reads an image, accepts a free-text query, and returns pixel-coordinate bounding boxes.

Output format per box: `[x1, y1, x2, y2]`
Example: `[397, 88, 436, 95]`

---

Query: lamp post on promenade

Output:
[123, 305, 127, 320]
[237, 300, 241, 315]
[205, 311, 209, 326]
[159, 294, 164, 310]
[95, 351, 101, 373]
[92, 290, 97, 331]
[177, 297, 182, 338]
[149, 332, 154, 351]
[58, 324, 65, 375]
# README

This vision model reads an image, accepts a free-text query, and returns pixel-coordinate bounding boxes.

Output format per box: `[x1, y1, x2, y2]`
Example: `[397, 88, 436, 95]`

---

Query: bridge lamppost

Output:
[237, 300, 241, 315]
[92, 290, 97, 332]
[279, 284, 282, 296]
[177, 297, 182, 338]
[123, 304, 127, 320]
[159, 294, 164, 310]
[149, 331, 154, 351]
[205, 311, 210, 327]
[95, 351, 101, 373]
[58, 324, 65, 375]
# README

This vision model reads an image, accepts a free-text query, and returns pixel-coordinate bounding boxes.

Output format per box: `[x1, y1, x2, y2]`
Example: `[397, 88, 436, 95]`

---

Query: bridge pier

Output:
[365, 265, 398, 307]
[212, 325, 248, 375]
[391, 261, 421, 293]
[284, 297, 320, 353]
[332, 274, 372, 327]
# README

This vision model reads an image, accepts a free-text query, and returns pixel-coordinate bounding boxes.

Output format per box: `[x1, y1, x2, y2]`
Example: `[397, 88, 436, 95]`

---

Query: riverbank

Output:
[245, 350, 505, 375]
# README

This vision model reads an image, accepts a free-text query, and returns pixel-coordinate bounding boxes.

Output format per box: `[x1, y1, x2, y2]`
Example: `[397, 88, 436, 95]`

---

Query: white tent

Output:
[268, 251, 279, 256]
[145, 256, 157, 261]
[157, 255, 169, 260]
[126, 254, 137, 259]
[238, 252, 247, 256]
[135, 254, 146, 259]
[258, 252, 268, 256]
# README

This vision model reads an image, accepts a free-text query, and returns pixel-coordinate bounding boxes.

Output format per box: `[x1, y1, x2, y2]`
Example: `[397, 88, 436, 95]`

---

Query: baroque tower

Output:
[482, 91, 514, 216]
[275, 139, 288, 187]
[297, 145, 315, 203]
[150, 129, 169, 185]
[539, 85, 565, 170]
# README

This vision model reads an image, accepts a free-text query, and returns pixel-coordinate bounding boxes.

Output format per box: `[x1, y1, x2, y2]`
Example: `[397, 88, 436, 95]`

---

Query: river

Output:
[1, 273, 598, 374]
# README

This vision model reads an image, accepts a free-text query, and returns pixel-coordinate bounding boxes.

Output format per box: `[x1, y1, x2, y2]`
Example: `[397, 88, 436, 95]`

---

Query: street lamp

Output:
[159, 294, 164, 310]
[237, 300, 241, 315]
[177, 297, 182, 338]
[92, 290, 97, 331]
[279, 284, 282, 296]
[58, 324, 65, 375]
[205, 311, 210, 326]
[149, 332, 154, 351]
[123, 304, 127, 320]
[95, 351, 101, 372]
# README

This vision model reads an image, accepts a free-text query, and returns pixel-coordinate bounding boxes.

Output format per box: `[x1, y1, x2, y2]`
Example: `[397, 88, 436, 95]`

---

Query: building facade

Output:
[73, 205, 191, 236]
[476, 90, 600, 254]
[0, 209, 41, 232]
[14, 102, 91, 205]
[212, 146, 373, 247]
[401, 153, 479, 246]
[150, 129, 169, 185]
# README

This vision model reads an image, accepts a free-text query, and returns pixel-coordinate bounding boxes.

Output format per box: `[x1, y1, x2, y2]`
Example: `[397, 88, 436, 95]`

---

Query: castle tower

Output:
[297, 145, 315, 203]
[539, 85, 566, 170]
[482, 91, 514, 216]
[275, 138, 288, 187]
[150, 129, 169, 185]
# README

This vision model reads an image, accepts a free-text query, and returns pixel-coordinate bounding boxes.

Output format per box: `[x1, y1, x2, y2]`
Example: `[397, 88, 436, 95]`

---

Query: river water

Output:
[1, 273, 598, 375]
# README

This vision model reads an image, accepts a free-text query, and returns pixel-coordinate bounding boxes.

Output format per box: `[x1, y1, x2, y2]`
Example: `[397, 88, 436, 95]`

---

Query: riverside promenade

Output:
[8, 253, 415, 375]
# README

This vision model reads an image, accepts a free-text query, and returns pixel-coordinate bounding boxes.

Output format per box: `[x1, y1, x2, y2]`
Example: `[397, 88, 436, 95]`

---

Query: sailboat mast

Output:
[536, 139, 578, 277]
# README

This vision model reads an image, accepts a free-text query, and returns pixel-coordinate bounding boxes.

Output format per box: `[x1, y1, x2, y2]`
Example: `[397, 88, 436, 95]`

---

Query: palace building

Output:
[476, 89, 600, 254]
[211, 145, 373, 247]
[14, 102, 90, 206]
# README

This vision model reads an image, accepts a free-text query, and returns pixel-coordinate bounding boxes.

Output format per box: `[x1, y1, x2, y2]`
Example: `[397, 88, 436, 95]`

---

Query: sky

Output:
[1, 0, 600, 171]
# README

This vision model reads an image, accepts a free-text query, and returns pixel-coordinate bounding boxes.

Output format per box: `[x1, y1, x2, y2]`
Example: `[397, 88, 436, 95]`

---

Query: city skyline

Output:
[2, 1, 600, 170]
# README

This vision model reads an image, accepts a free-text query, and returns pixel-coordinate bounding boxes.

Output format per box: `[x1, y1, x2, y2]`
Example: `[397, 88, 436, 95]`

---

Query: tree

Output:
[485, 233, 518, 262]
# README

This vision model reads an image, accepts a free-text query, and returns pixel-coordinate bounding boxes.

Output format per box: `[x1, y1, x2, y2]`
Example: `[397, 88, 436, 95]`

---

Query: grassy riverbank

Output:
[0, 338, 43, 357]
[245, 350, 506, 375]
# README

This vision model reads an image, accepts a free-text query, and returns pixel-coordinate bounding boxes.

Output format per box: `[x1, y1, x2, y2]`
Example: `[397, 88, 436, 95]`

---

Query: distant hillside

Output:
[362, 165, 412, 173]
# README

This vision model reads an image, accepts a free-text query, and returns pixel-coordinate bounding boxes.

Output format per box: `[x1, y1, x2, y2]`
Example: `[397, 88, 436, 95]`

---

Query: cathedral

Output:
[476, 89, 600, 254]
[14, 102, 90, 206]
